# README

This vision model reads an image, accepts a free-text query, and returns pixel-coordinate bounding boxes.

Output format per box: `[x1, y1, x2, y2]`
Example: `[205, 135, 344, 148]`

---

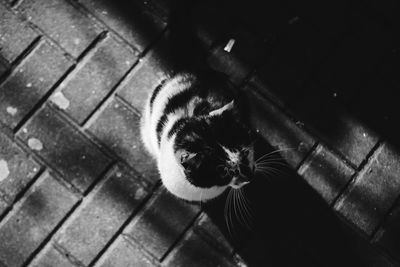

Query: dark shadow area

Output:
[203, 137, 384, 267]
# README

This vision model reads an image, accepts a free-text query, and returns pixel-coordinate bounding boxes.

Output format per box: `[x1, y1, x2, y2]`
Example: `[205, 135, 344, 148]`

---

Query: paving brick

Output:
[0, 40, 73, 129]
[17, 0, 102, 58]
[193, 213, 234, 255]
[51, 35, 136, 124]
[78, 0, 166, 52]
[55, 165, 151, 265]
[124, 188, 200, 260]
[116, 49, 170, 112]
[88, 97, 158, 183]
[335, 143, 400, 235]
[0, 130, 41, 202]
[244, 85, 315, 168]
[0, 172, 78, 267]
[96, 236, 157, 267]
[30, 245, 76, 267]
[286, 82, 380, 168]
[298, 144, 355, 204]
[0, 2, 38, 63]
[163, 230, 236, 267]
[17, 105, 112, 192]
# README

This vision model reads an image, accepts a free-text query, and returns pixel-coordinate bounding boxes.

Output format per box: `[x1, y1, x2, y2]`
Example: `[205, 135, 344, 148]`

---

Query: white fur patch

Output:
[222, 146, 240, 165]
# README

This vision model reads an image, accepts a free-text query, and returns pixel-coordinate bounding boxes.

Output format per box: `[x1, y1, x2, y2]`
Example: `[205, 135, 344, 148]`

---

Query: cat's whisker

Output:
[234, 190, 246, 228]
[235, 189, 250, 230]
[232, 190, 240, 229]
[237, 189, 253, 230]
[255, 148, 294, 163]
[255, 166, 287, 177]
[239, 188, 252, 218]
[224, 188, 235, 238]
[255, 161, 288, 168]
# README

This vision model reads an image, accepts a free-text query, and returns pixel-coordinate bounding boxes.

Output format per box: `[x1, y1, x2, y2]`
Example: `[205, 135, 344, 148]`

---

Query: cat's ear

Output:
[208, 100, 234, 116]
[175, 150, 199, 169]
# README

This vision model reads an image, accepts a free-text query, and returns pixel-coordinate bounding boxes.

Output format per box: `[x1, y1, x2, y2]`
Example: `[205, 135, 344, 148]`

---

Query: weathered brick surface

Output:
[0, 40, 72, 129]
[78, 0, 166, 53]
[193, 213, 234, 255]
[51, 35, 136, 124]
[124, 188, 200, 260]
[298, 144, 355, 204]
[0, 172, 78, 267]
[88, 97, 158, 183]
[116, 49, 170, 112]
[30, 245, 76, 267]
[55, 165, 151, 265]
[244, 85, 315, 168]
[17, 0, 103, 58]
[335, 143, 400, 235]
[96, 236, 158, 267]
[17, 105, 112, 192]
[163, 230, 236, 267]
[0, 130, 41, 202]
[0, 2, 38, 63]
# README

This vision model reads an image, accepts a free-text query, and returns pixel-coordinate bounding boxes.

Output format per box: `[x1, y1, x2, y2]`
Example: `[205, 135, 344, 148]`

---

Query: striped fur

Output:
[141, 72, 254, 202]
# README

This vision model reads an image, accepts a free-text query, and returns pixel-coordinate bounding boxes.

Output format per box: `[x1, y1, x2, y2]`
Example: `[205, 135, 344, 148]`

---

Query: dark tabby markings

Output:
[149, 79, 167, 112]
[168, 117, 187, 139]
[155, 87, 198, 144]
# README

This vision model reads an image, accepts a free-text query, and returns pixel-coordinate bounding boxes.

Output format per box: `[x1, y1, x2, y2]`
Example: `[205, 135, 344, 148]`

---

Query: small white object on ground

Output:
[50, 91, 70, 110]
[0, 159, 10, 181]
[224, 38, 236, 53]
[28, 138, 44, 151]
[6, 106, 18, 116]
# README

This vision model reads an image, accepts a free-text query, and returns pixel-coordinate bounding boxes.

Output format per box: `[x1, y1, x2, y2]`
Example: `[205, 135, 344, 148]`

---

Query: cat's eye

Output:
[180, 152, 196, 164]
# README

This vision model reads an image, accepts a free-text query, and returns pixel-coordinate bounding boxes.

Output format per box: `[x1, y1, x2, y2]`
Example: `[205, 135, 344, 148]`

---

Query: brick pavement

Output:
[1, 0, 400, 266]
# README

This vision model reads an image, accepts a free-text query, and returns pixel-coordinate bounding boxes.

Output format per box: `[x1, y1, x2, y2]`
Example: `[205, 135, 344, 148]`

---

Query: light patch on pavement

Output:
[134, 187, 146, 200]
[50, 91, 70, 110]
[0, 159, 10, 181]
[6, 106, 18, 116]
[28, 138, 43, 151]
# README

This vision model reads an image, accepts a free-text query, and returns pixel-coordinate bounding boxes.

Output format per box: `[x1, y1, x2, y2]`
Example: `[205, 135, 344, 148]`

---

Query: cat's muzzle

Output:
[229, 174, 251, 189]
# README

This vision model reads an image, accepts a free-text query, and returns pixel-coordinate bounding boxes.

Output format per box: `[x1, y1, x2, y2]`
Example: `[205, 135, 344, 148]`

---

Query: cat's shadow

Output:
[203, 137, 368, 267]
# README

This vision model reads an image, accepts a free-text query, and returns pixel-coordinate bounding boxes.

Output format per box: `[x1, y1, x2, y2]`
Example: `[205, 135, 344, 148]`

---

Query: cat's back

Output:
[140, 71, 235, 158]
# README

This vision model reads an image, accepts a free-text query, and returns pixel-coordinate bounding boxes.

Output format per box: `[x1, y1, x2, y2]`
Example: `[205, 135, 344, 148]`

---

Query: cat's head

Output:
[174, 101, 255, 194]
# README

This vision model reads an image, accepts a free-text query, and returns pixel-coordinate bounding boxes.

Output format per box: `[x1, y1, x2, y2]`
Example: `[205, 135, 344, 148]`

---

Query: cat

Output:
[140, 70, 255, 202]
[138, 0, 257, 202]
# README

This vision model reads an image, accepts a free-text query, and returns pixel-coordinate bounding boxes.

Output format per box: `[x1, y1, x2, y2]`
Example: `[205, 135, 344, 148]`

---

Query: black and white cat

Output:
[141, 71, 255, 202]
[140, 0, 256, 202]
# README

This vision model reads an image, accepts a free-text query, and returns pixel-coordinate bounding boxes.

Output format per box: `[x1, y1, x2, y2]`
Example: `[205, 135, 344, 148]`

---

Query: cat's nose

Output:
[230, 174, 251, 189]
